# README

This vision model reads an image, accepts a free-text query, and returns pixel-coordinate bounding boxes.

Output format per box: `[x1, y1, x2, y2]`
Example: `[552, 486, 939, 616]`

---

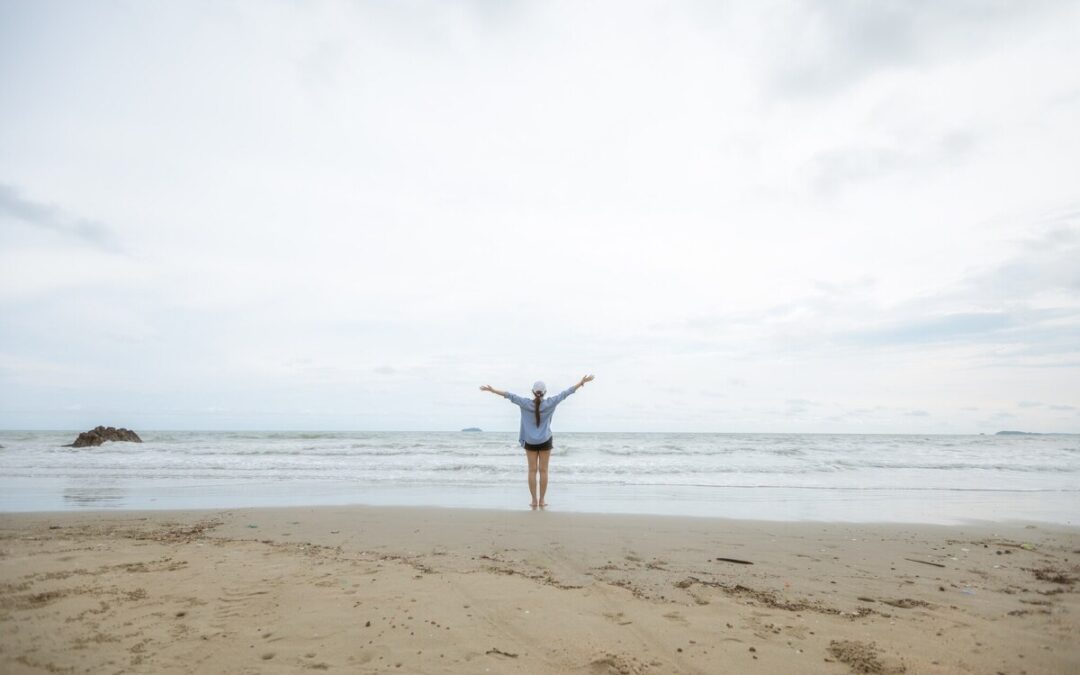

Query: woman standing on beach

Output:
[480, 375, 594, 508]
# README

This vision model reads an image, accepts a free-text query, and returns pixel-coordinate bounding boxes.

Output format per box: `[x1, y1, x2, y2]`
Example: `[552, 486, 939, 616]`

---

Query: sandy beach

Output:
[1, 506, 1077, 674]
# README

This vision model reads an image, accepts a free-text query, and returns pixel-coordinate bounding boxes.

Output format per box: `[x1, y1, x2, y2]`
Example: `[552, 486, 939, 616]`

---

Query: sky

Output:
[1, 0, 1079, 433]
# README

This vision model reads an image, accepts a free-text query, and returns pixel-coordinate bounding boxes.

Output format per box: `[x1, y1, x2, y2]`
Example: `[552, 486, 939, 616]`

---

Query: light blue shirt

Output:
[503, 386, 576, 446]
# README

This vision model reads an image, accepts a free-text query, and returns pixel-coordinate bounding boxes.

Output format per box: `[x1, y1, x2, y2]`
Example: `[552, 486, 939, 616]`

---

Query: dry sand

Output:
[1, 506, 1077, 674]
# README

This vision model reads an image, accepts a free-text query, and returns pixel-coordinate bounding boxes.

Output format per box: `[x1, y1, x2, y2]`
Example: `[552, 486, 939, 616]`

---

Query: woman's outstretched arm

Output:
[479, 385, 508, 397]
[573, 374, 595, 391]
[547, 375, 596, 407]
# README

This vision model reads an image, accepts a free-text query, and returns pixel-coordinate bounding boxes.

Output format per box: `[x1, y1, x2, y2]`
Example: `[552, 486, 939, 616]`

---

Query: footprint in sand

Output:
[590, 652, 646, 675]
[603, 611, 634, 625]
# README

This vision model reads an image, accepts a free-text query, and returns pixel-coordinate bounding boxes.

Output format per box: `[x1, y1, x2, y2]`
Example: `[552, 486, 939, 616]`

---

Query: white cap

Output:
[532, 381, 547, 395]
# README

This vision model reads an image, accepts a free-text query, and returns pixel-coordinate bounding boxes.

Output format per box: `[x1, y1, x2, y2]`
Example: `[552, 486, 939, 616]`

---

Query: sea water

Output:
[0, 431, 1077, 524]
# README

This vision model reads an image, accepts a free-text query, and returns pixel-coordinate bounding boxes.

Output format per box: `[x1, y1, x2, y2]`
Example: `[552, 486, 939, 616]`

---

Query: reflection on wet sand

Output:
[62, 487, 127, 507]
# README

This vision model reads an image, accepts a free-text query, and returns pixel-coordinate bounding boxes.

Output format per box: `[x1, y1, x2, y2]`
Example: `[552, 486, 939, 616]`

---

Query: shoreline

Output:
[2, 505, 1078, 673]
[3, 479, 1077, 525]
[2, 501, 1076, 529]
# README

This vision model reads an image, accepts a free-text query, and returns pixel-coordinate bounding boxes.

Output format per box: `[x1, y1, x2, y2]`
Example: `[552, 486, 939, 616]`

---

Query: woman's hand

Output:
[578, 374, 595, 387]
[479, 385, 494, 392]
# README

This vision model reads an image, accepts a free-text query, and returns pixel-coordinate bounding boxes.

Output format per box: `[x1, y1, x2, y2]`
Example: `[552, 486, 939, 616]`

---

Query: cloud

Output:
[698, 388, 727, 398]
[770, 2, 920, 96]
[828, 222, 1080, 355]
[839, 311, 1016, 348]
[809, 130, 977, 194]
[0, 183, 121, 252]
[655, 216, 1080, 381]
[783, 399, 820, 415]
[1010, 401, 1080, 414]
[768, 1, 1073, 97]
[970, 223, 1080, 298]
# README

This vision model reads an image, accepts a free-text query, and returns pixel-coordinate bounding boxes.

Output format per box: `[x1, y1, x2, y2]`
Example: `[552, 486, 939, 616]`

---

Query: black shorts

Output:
[523, 437, 553, 452]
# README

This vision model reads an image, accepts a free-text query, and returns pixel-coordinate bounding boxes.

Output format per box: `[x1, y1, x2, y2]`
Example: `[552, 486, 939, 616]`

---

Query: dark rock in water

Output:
[461, 427, 483, 432]
[995, 430, 1043, 436]
[65, 426, 143, 448]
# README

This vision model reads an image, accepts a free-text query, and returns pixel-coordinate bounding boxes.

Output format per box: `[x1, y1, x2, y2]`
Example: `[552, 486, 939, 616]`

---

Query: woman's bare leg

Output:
[538, 450, 551, 507]
[526, 450, 539, 507]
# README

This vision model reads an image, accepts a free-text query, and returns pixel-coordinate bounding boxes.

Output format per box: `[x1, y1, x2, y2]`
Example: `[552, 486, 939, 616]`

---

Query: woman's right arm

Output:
[481, 385, 527, 406]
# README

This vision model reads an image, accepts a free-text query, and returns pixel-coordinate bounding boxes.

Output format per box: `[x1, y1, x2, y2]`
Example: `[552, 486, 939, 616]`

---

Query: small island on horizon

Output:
[995, 430, 1044, 436]
[460, 427, 482, 432]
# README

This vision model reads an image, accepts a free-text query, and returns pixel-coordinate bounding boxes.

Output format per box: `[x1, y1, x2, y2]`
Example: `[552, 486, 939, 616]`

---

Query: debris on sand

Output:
[903, 558, 945, 568]
[827, 640, 905, 674]
[879, 598, 932, 609]
[1026, 567, 1077, 585]
[486, 648, 518, 658]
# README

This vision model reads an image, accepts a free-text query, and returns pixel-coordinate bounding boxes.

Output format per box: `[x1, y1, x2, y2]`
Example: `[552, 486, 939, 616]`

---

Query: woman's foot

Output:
[538, 501, 547, 508]
[530, 501, 538, 508]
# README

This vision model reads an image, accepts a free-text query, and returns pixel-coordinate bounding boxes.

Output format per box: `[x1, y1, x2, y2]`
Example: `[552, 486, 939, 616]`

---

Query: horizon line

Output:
[1, 428, 1076, 436]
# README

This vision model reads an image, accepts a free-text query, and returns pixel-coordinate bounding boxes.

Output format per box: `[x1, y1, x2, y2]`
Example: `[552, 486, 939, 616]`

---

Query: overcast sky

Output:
[2, 0, 1079, 433]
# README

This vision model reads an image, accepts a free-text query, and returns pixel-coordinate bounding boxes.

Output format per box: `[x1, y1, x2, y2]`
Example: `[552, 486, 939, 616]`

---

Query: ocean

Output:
[1, 431, 1077, 524]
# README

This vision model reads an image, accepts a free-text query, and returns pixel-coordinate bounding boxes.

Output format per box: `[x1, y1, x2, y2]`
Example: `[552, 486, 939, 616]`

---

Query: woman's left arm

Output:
[573, 374, 595, 391]
[549, 375, 595, 406]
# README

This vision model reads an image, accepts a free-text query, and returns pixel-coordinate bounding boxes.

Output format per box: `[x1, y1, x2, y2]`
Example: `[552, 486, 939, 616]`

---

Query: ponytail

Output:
[533, 392, 542, 426]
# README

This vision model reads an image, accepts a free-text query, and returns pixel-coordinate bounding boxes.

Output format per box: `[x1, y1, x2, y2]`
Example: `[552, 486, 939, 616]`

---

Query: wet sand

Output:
[1, 506, 1077, 673]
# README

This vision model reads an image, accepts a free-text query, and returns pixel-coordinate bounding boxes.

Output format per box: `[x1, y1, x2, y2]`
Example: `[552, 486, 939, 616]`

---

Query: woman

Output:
[480, 375, 594, 508]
